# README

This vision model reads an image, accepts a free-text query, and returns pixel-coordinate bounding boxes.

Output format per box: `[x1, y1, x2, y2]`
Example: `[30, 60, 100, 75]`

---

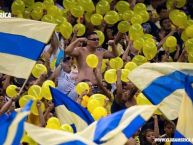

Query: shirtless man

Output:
[65, 32, 118, 85]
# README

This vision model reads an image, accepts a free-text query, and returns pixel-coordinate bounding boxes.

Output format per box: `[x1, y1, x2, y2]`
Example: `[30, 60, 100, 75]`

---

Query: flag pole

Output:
[18, 77, 29, 96]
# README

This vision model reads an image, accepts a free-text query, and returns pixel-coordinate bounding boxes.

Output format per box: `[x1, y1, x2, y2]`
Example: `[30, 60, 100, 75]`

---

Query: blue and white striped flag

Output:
[79, 105, 157, 145]
[25, 122, 96, 145]
[50, 87, 94, 132]
[173, 75, 193, 145]
[0, 100, 33, 145]
[128, 63, 193, 120]
[0, 18, 55, 79]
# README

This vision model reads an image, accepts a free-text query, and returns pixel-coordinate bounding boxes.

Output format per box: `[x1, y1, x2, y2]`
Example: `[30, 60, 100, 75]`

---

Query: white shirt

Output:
[57, 70, 75, 94]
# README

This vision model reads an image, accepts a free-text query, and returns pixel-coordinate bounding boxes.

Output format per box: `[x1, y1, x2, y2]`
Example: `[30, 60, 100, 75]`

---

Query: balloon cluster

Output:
[168, 8, 193, 62]
[16, 80, 55, 115]
[46, 117, 73, 133]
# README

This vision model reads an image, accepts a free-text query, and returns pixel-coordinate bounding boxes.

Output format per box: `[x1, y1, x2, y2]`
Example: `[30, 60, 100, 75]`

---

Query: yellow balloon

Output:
[87, 99, 101, 113]
[95, 30, 105, 46]
[104, 11, 119, 24]
[165, 36, 177, 48]
[104, 69, 117, 84]
[185, 38, 193, 50]
[32, 64, 47, 78]
[90, 94, 107, 106]
[143, 42, 157, 60]
[55, 16, 66, 25]
[135, 10, 149, 23]
[133, 38, 145, 51]
[185, 25, 193, 38]
[96, 0, 110, 15]
[143, 34, 153, 40]
[92, 107, 107, 120]
[121, 69, 130, 82]
[78, 0, 95, 13]
[136, 93, 151, 105]
[46, 123, 60, 130]
[59, 21, 73, 39]
[167, 0, 186, 9]
[81, 100, 87, 108]
[19, 95, 36, 107]
[115, 1, 130, 13]
[109, 57, 123, 69]
[43, 0, 54, 9]
[186, 19, 193, 27]
[33, 2, 45, 10]
[47, 5, 61, 16]
[130, 32, 144, 41]
[6, 85, 18, 98]
[31, 101, 45, 115]
[28, 85, 42, 100]
[188, 54, 193, 63]
[41, 14, 55, 23]
[23, 8, 32, 18]
[132, 55, 147, 66]
[70, 5, 84, 18]
[86, 54, 99, 68]
[22, 0, 34, 7]
[22, 134, 38, 145]
[11, 0, 25, 14]
[73, 23, 86, 36]
[60, 124, 74, 133]
[181, 30, 189, 42]
[101, 59, 107, 73]
[124, 62, 137, 71]
[134, 3, 146, 13]
[31, 8, 43, 20]
[41, 80, 55, 100]
[91, 13, 103, 26]
[122, 10, 134, 21]
[136, 93, 163, 115]
[129, 24, 144, 40]
[85, 12, 92, 22]
[131, 14, 143, 24]
[47, 117, 61, 126]
[118, 21, 130, 33]
[75, 82, 90, 95]
[63, 0, 76, 10]
[169, 10, 187, 27]
[81, 95, 90, 107]
[163, 42, 176, 53]
[106, 0, 113, 3]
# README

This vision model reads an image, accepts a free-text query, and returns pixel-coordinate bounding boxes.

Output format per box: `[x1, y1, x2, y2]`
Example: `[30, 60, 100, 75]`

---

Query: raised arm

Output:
[116, 69, 123, 102]
[177, 48, 188, 62]
[157, 29, 176, 50]
[122, 36, 132, 62]
[0, 98, 14, 116]
[153, 115, 160, 138]
[114, 32, 124, 45]
[36, 101, 45, 127]
[103, 40, 119, 58]
[49, 64, 62, 81]
[93, 68, 112, 101]
[65, 38, 87, 56]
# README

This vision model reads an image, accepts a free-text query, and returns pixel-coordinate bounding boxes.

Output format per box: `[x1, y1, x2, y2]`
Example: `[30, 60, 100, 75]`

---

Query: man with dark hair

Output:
[65, 31, 118, 85]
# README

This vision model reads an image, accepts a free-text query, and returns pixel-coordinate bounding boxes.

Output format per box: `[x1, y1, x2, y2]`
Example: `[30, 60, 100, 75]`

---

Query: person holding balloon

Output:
[158, 18, 183, 61]
[65, 31, 119, 85]
[111, 69, 138, 113]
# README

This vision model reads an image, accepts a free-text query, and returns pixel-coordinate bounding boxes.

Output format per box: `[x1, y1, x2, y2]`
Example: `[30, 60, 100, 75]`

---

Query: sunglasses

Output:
[88, 38, 99, 41]
[63, 57, 72, 62]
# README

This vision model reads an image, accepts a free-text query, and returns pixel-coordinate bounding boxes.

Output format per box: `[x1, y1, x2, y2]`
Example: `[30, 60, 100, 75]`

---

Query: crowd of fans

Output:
[0, 0, 193, 144]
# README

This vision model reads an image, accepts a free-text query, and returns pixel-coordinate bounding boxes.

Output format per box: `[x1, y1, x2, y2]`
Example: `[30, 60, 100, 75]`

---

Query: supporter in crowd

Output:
[1, 0, 192, 144]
